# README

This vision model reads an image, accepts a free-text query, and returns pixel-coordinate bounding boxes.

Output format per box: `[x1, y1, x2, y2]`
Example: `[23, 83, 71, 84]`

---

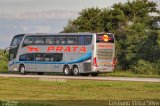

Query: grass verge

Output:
[0, 77, 159, 106]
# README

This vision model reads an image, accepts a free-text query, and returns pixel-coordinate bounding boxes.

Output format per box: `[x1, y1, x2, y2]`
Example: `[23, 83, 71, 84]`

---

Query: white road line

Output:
[0, 74, 160, 82]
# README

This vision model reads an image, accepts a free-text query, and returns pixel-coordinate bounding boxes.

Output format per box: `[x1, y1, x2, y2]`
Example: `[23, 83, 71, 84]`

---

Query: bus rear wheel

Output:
[19, 65, 26, 75]
[63, 65, 71, 76]
[72, 66, 79, 76]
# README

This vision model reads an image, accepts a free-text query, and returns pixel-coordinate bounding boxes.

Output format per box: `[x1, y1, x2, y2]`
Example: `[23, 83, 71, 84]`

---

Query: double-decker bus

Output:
[7, 33, 115, 76]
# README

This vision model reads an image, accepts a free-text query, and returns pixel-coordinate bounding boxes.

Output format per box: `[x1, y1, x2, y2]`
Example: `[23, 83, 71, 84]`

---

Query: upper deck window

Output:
[78, 36, 85, 45]
[23, 36, 34, 47]
[56, 36, 66, 45]
[85, 36, 92, 45]
[45, 37, 55, 45]
[35, 37, 45, 45]
[67, 36, 77, 45]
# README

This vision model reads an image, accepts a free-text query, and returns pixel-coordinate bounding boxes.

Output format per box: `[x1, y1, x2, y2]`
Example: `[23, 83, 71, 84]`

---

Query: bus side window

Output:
[85, 36, 92, 45]
[35, 53, 44, 61]
[53, 53, 63, 62]
[23, 36, 34, 47]
[35, 37, 45, 45]
[44, 53, 54, 61]
[56, 36, 66, 45]
[19, 54, 27, 61]
[67, 36, 77, 45]
[27, 53, 34, 61]
[78, 36, 85, 45]
[45, 37, 55, 45]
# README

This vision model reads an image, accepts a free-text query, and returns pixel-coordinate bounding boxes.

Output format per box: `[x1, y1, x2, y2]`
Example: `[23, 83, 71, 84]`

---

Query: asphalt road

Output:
[0, 74, 160, 82]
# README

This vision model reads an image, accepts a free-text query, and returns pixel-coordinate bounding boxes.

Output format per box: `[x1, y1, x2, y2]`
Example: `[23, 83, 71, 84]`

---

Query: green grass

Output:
[101, 71, 160, 78]
[0, 77, 160, 106]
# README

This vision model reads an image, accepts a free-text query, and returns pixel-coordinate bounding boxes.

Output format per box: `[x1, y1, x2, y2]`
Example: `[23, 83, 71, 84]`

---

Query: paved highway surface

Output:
[0, 74, 160, 82]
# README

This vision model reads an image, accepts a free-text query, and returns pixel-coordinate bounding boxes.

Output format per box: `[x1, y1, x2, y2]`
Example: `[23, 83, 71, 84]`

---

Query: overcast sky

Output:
[0, 0, 159, 49]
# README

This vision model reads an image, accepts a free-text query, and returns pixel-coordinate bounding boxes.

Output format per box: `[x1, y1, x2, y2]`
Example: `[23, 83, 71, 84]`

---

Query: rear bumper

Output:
[93, 66, 114, 73]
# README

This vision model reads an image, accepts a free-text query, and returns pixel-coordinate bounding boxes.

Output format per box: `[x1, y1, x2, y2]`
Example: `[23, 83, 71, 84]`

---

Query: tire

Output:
[91, 73, 98, 77]
[19, 65, 26, 75]
[37, 72, 44, 75]
[63, 65, 71, 76]
[72, 66, 79, 76]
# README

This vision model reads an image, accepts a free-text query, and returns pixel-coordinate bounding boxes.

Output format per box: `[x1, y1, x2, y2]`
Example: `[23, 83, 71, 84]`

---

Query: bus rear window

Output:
[96, 34, 114, 43]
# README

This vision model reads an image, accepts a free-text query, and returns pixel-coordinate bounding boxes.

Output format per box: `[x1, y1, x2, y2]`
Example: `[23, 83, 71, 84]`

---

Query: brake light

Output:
[93, 57, 98, 67]
[113, 57, 117, 65]
[112, 57, 117, 69]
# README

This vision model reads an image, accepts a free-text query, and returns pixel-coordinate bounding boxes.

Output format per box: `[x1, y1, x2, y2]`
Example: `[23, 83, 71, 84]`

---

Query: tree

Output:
[62, 0, 160, 74]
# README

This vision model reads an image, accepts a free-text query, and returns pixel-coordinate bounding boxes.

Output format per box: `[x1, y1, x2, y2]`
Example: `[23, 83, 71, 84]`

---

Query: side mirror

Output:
[4, 45, 17, 54]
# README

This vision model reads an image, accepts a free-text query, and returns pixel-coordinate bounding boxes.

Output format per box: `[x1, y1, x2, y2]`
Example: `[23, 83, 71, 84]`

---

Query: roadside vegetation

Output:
[63, 0, 160, 75]
[0, 49, 8, 72]
[0, 77, 159, 106]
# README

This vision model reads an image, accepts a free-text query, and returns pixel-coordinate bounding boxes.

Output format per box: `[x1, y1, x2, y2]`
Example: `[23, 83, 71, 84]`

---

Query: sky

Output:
[0, 0, 159, 49]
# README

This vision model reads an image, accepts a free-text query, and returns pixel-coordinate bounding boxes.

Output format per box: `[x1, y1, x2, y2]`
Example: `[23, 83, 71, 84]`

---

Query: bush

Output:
[131, 60, 156, 75]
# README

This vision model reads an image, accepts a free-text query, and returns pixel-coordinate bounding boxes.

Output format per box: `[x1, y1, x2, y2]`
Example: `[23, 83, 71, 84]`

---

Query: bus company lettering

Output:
[97, 44, 113, 48]
[26, 46, 87, 53]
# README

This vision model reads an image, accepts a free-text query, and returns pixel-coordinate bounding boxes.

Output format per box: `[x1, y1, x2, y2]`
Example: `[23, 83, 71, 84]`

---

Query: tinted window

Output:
[23, 36, 34, 47]
[96, 34, 114, 43]
[35, 37, 44, 45]
[56, 36, 66, 45]
[35, 53, 44, 61]
[28, 53, 34, 61]
[85, 36, 92, 45]
[19, 54, 27, 61]
[45, 37, 55, 45]
[78, 36, 85, 45]
[67, 36, 77, 45]
[44, 54, 54, 61]
[11, 36, 23, 46]
[53, 53, 63, 62]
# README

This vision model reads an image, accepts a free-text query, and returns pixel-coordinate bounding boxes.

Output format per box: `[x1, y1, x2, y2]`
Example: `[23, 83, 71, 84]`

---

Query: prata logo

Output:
[98, 34, 112, 42]
[103, 35, 111, 42]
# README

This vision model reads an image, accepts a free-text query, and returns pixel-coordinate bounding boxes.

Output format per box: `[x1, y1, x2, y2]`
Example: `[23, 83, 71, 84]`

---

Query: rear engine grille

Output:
[97, 49, 113, 60]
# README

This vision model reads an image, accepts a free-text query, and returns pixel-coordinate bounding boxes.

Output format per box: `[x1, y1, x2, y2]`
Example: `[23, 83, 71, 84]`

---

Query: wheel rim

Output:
[20, 67, 25, 74]
[73, 67, 79, 75]
[64, 67, 69, 75]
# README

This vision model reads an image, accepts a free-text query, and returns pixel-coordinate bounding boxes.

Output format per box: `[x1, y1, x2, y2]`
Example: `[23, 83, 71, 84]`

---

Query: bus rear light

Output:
[113, 57, 117, 65]
[112, 57, 117, 70]
[93, 57, 98, 67]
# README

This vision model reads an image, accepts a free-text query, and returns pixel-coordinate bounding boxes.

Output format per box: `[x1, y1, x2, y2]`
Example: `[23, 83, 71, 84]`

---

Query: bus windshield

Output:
[11, 35, 23, 46]
[96, 33, 114, 43]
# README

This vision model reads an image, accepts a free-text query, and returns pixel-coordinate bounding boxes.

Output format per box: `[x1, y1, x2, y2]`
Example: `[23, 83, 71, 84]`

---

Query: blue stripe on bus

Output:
[9, 51, 92, 66]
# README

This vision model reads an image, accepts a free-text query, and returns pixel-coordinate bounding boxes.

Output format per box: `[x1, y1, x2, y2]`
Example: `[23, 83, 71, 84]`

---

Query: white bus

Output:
[7, 33, 115, 76]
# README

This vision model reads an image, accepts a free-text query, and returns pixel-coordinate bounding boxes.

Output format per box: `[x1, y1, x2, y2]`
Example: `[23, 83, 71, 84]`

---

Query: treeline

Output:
[0, 49, 8, 71]
[63, 0, 160, 75]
